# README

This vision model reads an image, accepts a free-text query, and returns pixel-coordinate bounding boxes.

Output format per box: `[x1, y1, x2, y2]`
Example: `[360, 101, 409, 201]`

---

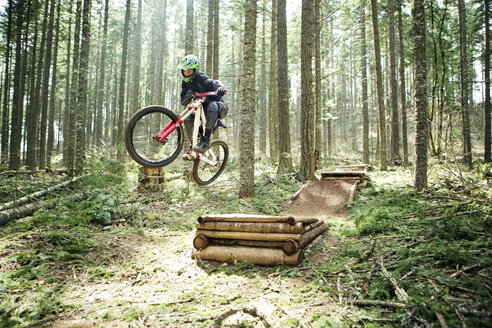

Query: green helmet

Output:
[178, 54, 200, 82]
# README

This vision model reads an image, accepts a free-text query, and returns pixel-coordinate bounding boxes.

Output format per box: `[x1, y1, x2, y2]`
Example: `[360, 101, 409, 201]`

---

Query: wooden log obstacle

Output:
[191, 214, 328, 266]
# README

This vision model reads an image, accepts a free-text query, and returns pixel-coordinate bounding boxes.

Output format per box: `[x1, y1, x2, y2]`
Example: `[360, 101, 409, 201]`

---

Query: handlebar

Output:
[193, 90, 228, 98]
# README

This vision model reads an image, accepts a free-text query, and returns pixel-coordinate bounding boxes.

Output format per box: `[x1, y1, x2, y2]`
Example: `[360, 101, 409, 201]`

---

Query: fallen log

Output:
[335, 164, 371, 173]
[289, 182, 309, 202]
[204, 237, 285, 249]
[196, 221, 304, 234]
[284, 223, 329, 255]
[380, 256, 409, 303]
[347, 182, 359, 203]
[299, 223, 329, 248]
[0, 191, 91, 226]
[293, 217, 320, 224]
[198, 214, 296, 225]
[350, 299, 407, 309]
[192, 245, 304, 266]
[320, 171, 370, 180]
[193, 234, 209, 249]
[320, 177, 366, 181]
[0, 175, 86, 212]
[0, 169, 68, 176]
[195, 229, 301, 242]
[302, 220, 324, 233]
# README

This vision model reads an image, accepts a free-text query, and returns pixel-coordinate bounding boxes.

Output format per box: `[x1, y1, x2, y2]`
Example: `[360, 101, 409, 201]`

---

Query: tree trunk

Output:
[75, 0, 91, 174]
[26, 0, 49, 170]
[277, 0, 293, 174]
[314, 0, 322, 170]
[388, 0, 399, 163]
[68, 0, 82, 174]
[212, 0, 219, 79]
[269, 0, 279, 165]
[130, 0, 142, 116]
[413, 0, 428, 191]
[95, 0, 109, 145]
[484, 0, 491, 163]
[1, 0, 13, 165]
[259, 2, 267, 154]
[239, 0, 257, 198]
[206, 0, 213, 74]
[117, 0, 131, 160]
[360, 0, 369, 164]
[8, 0, 26, 171]
[39, 0, 56, 169]
[370, 0, 387, 171]
[398, 0, 408, 166]
[152, 0, 168, 104]
[458, 0, 472, 168]
[63, 1, 73, 168]
[299, 0, 315, 182]
[185, 0, 194, 55]
[47, 0, 61, 168]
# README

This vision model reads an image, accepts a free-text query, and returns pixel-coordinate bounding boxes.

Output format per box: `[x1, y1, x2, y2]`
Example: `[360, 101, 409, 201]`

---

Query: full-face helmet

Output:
[177, 54, 200, 82]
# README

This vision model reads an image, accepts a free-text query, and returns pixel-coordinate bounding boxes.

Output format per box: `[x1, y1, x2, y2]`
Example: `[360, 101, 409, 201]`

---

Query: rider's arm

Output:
[203, 79, 227, 99]
[181, 82, 194, 105]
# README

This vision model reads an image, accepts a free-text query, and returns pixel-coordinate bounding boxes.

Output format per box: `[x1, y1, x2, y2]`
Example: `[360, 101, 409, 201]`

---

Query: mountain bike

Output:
[124, 91, 229, 185]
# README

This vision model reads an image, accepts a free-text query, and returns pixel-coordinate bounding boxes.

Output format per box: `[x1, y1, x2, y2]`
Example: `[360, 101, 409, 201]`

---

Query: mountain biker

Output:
[178, 54, 228, 153]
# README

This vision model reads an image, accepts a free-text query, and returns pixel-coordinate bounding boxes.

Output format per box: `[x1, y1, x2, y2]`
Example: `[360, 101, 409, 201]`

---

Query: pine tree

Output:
[277, 0, 293, 174]
[370, 0, 387, 171]
[239, 0, 257, 198]
[413, 0, 428, 191]
[299, 0, 315, 182]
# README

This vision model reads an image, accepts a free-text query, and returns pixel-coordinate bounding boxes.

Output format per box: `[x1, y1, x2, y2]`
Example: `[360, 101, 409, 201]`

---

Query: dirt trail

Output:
[47, 178, 361, 327]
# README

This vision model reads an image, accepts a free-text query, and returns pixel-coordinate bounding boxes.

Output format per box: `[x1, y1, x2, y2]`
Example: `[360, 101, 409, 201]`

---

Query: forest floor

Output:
[0, 156, 491, 328]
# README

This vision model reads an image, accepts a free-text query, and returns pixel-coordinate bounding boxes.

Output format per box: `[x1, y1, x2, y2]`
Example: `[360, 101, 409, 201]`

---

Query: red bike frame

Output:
[155, 91, 216, 143]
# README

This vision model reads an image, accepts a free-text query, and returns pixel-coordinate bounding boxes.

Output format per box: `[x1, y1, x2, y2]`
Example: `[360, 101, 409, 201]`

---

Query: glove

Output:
[216, 87, 227, 97]
[181, 90, 193, 106]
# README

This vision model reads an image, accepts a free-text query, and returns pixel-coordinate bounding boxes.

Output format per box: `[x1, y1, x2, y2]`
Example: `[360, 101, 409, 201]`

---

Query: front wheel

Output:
[192, 140, 229, 185]
[125, 106, 183, 167]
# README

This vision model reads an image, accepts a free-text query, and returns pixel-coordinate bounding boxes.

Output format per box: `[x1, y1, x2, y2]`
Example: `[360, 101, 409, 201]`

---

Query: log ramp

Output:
[191, 164, 370, 266]
[192, 214, 328, 266]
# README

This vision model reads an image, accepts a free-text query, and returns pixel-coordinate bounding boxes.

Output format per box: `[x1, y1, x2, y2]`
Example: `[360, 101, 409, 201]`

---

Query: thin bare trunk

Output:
[370, 0, 387, 171]
[277, 0, 293, 174]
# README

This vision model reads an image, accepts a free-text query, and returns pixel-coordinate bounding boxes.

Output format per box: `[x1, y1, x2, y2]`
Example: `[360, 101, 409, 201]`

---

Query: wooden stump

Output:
[139, 167, 164, 191]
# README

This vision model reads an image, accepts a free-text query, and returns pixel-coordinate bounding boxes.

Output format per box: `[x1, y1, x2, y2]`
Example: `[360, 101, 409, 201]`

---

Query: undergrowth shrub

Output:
[344, 168, 491, 326]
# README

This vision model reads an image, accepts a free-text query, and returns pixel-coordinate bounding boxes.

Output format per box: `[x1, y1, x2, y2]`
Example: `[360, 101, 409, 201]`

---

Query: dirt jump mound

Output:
[287, 165, 371, 217]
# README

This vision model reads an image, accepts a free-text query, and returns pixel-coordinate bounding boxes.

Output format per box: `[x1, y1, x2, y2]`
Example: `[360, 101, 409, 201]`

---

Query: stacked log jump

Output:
[191, 214, 328, 266]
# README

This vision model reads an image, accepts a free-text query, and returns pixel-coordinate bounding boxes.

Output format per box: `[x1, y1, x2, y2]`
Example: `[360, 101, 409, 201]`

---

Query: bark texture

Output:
[413, 0, 428, 191]
[239, 0, 257, 198]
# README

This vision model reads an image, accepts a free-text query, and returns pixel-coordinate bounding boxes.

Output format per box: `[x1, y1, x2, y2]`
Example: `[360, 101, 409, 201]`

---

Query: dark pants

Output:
[183, 101, 220, 141]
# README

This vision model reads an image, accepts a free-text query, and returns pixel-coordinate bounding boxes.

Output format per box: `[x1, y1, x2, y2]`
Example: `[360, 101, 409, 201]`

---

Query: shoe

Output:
[192, 137, 211, 153]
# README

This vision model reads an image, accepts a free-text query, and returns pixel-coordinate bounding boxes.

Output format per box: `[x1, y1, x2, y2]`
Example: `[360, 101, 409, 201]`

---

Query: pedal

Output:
[182, 150, 197, 161]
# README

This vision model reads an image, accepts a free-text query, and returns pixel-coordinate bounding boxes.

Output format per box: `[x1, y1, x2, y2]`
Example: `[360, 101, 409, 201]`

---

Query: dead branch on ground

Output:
[0, 175, 87, 212]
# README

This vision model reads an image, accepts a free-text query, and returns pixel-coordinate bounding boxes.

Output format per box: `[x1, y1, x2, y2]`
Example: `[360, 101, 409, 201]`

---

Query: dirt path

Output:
[48, 181, 356, 328]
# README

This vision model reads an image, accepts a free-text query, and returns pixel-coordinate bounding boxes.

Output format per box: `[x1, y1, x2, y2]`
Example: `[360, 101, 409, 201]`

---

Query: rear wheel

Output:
[192, 140, 229, 185]
[125, 106, 183, 167]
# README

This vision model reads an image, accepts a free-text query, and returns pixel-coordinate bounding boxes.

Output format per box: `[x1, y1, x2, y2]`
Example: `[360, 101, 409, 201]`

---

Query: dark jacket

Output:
[180, 72, 224, 106]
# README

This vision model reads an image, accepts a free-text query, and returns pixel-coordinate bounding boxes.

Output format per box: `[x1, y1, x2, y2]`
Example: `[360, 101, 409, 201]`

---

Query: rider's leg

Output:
[183, 114, 194, 142]
[193, 102, 219, 153]
[181, 114, 195, 160]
